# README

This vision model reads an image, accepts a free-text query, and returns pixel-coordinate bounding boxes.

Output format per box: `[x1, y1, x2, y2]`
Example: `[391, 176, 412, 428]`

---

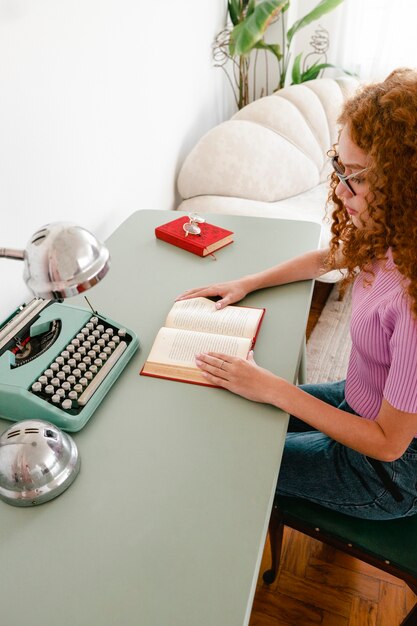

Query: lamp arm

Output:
[0, 248, 25, 260]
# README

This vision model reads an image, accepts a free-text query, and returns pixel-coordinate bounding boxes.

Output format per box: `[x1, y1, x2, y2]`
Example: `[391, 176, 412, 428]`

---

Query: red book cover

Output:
[155, 216, 234, 257]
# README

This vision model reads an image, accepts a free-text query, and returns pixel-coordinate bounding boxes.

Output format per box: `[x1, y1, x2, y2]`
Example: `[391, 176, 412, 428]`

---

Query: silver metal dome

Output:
[0, 222, 110, 299]
[0, 420, 80, 506]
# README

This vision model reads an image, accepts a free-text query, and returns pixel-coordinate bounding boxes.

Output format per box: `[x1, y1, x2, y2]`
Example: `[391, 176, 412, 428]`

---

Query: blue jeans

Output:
[275, 381, 417, 520]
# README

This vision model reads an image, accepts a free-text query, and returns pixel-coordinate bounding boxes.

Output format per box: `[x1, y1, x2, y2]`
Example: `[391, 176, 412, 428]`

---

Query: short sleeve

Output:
[384, 298, 417, 413]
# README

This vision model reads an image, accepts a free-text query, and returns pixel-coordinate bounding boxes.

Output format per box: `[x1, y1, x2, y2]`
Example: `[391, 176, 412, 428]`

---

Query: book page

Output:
[165, 297, 262, 339]
[145, 327, 251, 367]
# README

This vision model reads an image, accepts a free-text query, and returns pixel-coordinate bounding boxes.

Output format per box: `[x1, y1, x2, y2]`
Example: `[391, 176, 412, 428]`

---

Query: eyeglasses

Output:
[183, 213, 205, 236]
[331, 155, 368, 196]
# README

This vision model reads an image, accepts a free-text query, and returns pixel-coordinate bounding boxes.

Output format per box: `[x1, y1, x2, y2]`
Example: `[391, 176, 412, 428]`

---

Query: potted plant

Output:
[214, 0, 351, 109]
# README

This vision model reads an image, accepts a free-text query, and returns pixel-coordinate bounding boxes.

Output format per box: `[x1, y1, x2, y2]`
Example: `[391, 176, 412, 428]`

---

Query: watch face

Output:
[11, 319, 62, 367]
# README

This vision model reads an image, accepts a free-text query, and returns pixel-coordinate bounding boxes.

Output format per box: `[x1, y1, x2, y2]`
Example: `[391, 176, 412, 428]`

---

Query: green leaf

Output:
[229, 0, 288, 56]
[247, 0, 256, 17]
[228, 0, 241, 26]
[254, 40, 282, 61]
[295, 62, 356, 84]
[287, 0, 344, 47]
[291, 52, 303, 84]
[300, 61, 328, 82]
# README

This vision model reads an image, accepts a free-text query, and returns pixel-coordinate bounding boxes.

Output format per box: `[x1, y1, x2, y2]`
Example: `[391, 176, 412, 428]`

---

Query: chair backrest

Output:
[177, 77, 359, 204]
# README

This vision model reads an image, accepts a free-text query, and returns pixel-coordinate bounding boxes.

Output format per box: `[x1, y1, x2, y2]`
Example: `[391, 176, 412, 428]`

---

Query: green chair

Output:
[263, 496, 417, 625]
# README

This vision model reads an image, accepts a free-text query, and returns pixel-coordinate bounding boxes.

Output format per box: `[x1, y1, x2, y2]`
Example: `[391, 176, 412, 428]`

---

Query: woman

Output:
[176, 68, 417, 520]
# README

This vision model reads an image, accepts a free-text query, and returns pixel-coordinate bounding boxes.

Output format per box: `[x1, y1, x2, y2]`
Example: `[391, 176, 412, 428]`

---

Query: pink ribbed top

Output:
[345, 249, 417, 420]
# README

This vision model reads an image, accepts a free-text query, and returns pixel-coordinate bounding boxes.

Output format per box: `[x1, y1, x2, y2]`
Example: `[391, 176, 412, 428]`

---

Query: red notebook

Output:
[140, 297, 265, 386]
[155, 215, 234, 257]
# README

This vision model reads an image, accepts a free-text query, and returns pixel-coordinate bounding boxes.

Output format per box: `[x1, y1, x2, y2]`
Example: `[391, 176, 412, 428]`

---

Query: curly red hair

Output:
[326, 68, 417, 317]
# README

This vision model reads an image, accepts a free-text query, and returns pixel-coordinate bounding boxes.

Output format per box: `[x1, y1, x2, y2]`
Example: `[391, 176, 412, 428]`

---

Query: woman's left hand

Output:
[195, 351, 279, 404]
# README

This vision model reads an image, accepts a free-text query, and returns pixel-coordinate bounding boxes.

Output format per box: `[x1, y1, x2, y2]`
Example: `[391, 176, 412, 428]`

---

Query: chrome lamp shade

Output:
[0, 222, 110, 300]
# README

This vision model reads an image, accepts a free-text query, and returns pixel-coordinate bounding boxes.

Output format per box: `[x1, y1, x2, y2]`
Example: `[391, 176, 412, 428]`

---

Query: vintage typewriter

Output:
[0, 298, 139, 432]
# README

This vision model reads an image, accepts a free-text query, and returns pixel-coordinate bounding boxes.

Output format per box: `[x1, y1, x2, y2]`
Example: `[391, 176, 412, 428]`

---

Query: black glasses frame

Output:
[331, 156, 368, 196]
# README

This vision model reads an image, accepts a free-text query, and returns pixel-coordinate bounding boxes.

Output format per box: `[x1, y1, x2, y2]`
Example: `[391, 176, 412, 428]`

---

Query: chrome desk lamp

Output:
[0, 221, 110, 299]
[0, 222, 110, 506]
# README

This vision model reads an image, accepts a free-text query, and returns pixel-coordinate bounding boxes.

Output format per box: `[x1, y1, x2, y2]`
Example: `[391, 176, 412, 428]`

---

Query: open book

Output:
[141, 297, 265, 385]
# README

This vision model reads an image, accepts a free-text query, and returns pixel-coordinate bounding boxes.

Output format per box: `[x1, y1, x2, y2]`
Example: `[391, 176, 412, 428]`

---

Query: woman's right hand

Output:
[175, 278, 250, 309]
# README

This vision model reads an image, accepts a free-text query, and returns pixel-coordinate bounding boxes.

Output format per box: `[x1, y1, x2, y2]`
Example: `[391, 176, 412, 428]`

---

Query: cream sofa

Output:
[176, 77, 359, 281]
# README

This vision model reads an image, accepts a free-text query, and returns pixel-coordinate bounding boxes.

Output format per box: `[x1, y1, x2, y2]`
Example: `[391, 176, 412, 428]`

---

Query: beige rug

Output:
[306, 283, 352, 384]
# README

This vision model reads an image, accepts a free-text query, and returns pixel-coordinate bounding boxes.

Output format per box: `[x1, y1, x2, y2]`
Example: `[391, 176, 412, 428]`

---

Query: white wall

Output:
[0, 0, 233, 320]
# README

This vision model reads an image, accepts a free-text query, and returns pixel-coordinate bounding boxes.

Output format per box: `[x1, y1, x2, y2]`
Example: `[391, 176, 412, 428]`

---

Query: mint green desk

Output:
[0, 210, 320, 626]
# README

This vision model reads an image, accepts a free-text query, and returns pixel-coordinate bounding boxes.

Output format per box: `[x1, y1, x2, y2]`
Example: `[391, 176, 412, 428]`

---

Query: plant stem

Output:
[238, 55, 250, 108]
[280, 11, 286, 88]
[265, 48, 269, 98]
[239, 55, 244, 108]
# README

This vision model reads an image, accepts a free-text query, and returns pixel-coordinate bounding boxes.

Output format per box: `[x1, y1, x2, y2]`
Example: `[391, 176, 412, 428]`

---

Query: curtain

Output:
[334, 0, 417, 81]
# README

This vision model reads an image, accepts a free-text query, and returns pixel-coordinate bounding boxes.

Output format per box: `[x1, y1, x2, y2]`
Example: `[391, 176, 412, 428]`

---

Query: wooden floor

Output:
[248, 282, 417, 626]
[249, 527, 416, 625]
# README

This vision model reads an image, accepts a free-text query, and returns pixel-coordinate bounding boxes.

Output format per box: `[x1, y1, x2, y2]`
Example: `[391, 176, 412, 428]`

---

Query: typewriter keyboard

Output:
[30, 315, 133, 414]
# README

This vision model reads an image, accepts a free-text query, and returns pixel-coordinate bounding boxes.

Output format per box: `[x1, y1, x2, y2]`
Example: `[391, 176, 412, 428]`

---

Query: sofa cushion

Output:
[177, 119, 320, 202]
[177, 182, 329, 225]
[178, 78, 359, 204]
[232, 95, 325, 176]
